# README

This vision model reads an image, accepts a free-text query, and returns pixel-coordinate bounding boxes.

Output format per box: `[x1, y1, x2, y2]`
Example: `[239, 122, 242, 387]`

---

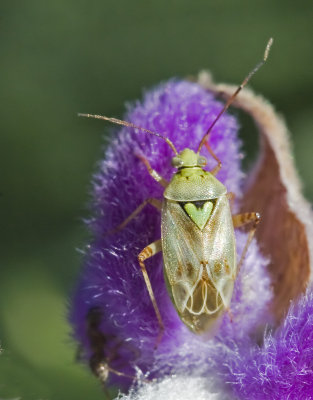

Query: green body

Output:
[161, 149, 236, 333]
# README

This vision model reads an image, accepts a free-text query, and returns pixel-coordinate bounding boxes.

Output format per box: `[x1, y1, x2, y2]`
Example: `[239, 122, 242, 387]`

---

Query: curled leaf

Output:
[198, 71, 313, 320]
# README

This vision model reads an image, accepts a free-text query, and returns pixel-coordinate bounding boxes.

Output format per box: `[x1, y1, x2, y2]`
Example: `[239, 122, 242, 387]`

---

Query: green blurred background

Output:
[1, 1, 312, 399]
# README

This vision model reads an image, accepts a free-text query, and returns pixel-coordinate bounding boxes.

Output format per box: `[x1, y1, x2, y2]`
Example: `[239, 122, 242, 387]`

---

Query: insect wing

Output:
[161, 195, 236, 332]
[204, 195, 236, 307]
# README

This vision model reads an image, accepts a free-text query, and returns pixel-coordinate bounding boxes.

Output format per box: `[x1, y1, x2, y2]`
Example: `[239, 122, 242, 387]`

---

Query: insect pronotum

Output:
[79, 38, 273, 345]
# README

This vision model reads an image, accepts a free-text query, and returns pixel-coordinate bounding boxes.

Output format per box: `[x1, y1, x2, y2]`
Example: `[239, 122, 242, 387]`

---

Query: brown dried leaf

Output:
[198, 71, 313, 321]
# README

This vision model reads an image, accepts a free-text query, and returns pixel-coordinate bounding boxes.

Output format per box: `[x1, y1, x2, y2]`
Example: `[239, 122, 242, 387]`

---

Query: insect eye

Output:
[171, 157, 183, 168]
[198, 156, 207, 166]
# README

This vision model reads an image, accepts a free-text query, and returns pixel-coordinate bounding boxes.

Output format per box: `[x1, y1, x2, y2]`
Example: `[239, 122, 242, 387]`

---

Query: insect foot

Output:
[138, 243, 165, 348]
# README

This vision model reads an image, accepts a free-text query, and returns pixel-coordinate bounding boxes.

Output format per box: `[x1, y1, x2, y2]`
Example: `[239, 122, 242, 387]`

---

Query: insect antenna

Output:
[197, 38, 273, 153]
[78, 113, 178, 155]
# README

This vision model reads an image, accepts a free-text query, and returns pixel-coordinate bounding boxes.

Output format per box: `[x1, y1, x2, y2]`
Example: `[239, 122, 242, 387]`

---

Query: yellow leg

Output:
[226, 192, 235, 211]
[232, 212, 261, 275]
[136, 153, 168, 187]
[95, 362, 143, 383]
[138, 239, 164, 347]
[108, 198, 162, 235]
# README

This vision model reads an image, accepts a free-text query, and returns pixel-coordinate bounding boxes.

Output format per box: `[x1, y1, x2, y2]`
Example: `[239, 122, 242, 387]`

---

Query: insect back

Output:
[162, 149, 236, 334]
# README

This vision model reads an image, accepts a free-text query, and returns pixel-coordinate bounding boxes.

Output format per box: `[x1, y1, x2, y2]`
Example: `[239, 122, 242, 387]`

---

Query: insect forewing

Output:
[161, 194, 236, 333]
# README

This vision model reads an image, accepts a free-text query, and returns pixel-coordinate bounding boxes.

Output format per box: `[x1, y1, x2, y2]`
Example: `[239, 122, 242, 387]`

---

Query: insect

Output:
[82, 307, 141, 385]
[79, 38, 273, 343]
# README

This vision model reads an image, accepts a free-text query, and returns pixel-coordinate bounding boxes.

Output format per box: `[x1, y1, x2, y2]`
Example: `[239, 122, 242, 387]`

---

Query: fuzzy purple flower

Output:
[227, 285, 313, 400]
[70, 76, 313, 398]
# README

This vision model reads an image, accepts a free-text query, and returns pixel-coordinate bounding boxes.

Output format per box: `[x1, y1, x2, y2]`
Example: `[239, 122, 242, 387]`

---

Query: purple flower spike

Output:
[69, 80, 272, 389]
[228, 286, 313, 400]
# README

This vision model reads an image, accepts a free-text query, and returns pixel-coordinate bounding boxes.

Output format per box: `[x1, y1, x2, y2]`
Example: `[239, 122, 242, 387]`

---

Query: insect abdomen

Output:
[161, 195, 236, 334]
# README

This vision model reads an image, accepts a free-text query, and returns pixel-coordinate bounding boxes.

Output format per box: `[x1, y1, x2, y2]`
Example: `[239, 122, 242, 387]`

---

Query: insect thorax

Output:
[164, 167, 227, 202]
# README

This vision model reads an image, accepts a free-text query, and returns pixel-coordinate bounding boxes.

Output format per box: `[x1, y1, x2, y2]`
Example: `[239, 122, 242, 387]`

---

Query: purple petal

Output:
[226, 286, 313, 400]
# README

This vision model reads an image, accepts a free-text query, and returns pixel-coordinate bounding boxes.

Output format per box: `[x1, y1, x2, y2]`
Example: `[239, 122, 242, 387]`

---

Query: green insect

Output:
[79, 38, 273, 343]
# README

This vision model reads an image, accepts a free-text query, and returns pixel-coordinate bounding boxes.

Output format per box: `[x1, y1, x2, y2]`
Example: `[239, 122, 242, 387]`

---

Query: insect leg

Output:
[226, 192, 236, 211]
[138, 239, 164, 346]
[136, 153, 168, 187]
[204, 137, 222, 176]
[232, 212, 261, 275]
[95, 362, 142, 382]
[109, 198, 162, 235]
[225, 307, 234, 322]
